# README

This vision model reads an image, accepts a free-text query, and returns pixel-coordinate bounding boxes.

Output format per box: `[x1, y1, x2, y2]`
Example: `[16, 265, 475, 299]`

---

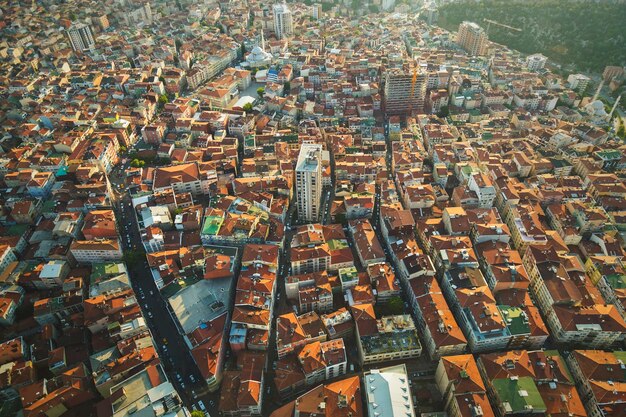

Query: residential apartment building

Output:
[273, 3, 293, 40]
[456, 21, 488, 56]
[566, 350, 626, 417]
[408, 276, 467, 360]
[352, 303, 422, 365]
[477, 350, 585, 417]
[435, 355, 495, 417]
[152, 162, 215, 196]
[296, 144, 323, 223]
[297, 339, 347, 386]
[70, 240, 123, 264]
[66, 23, 95, 52]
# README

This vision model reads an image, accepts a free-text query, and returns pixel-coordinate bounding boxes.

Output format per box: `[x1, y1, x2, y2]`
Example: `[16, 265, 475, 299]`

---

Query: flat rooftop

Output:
[169, 277, 230, 334]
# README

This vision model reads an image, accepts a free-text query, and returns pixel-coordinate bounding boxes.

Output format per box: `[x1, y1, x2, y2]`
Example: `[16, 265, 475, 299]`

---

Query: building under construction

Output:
[383, 62, 427, 116]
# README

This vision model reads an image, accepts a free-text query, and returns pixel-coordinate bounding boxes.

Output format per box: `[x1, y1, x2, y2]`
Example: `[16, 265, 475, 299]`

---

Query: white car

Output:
[198, 401, 206, 411]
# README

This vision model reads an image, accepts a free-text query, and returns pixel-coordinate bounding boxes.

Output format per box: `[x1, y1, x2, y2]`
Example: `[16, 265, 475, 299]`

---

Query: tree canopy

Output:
[438, 0, 626, 72]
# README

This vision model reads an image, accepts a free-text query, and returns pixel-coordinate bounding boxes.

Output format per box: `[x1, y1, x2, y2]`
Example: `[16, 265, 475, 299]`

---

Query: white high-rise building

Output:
[296, 144, 323, 223]
[311, 3, 322, 20]
[526, 53, 548, 71]
[273, 3, 293, 40]
[456, 21, 488, 56]
[66, 23, 95, 52]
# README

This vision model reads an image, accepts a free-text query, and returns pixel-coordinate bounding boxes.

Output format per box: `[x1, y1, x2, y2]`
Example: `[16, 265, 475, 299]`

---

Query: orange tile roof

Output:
[441, 354, 486, 393]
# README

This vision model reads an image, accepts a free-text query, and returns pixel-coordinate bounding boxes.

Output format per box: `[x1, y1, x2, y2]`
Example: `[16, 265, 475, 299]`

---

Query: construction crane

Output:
[483, 19, 522, 36]
[407, 66, 419, 116]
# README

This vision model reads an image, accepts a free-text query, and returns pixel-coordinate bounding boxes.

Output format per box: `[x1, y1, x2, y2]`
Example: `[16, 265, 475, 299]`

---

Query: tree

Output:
[191, 411, 204, 417]
[130, 159, 145, 168]
[437, 105, 450, 118]
[243, 103, 254, 112]
[617, 120, 626, 139]
[283, 81, 291, 94]
[240, 43, 246, 57]
[158, 94, 169, 106]
[257, 87, 265, 99]
[386, 296, 404, 315]
[123, 249, 146, 267]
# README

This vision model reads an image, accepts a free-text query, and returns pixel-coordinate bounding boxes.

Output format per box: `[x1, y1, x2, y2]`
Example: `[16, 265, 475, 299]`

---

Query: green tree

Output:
[283, 81, 291, 94]
[437, 105, 450, 118]
[158, 94, 169, 105]
[257, 87, 265, 99]
[243, 103, 254, 112]
[123, 249, 146, 267]
[130, 159, 145, 168]
[191, 412, 204, 417]
[386, 296, 404, 315]
[617, 121, 626, 139]
[241, 43, 246, 56]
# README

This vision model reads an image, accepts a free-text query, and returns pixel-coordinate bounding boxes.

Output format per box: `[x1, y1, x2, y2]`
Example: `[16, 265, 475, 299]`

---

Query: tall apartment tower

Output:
[296, 144, 323, 223]
[66, 23, 95, 52]
[384, 65, 427, 116]
[273, 3, 293, 40]
[312, 3, 322, 20]
[456, 21, 488, 56]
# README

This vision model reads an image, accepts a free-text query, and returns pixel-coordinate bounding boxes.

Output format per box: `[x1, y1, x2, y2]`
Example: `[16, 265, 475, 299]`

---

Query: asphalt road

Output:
[109, 167, 220, 416]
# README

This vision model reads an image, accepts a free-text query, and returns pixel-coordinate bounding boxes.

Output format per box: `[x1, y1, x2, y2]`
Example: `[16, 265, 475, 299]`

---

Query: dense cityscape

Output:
[0, 1, 625, 417]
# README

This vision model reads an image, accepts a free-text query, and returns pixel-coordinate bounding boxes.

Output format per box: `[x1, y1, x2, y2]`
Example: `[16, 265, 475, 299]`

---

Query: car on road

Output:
[198, 401, 206, 411]
[190, 375, 196, 383]
[209, 401, 215, 407]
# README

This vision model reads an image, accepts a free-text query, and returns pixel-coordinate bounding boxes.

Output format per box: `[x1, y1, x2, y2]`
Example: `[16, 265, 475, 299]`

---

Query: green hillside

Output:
[438, 0, 626, 72]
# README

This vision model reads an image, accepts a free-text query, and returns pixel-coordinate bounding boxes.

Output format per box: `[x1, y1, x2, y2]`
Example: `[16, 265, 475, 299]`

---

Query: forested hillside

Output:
[438, 0, 626, 72]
